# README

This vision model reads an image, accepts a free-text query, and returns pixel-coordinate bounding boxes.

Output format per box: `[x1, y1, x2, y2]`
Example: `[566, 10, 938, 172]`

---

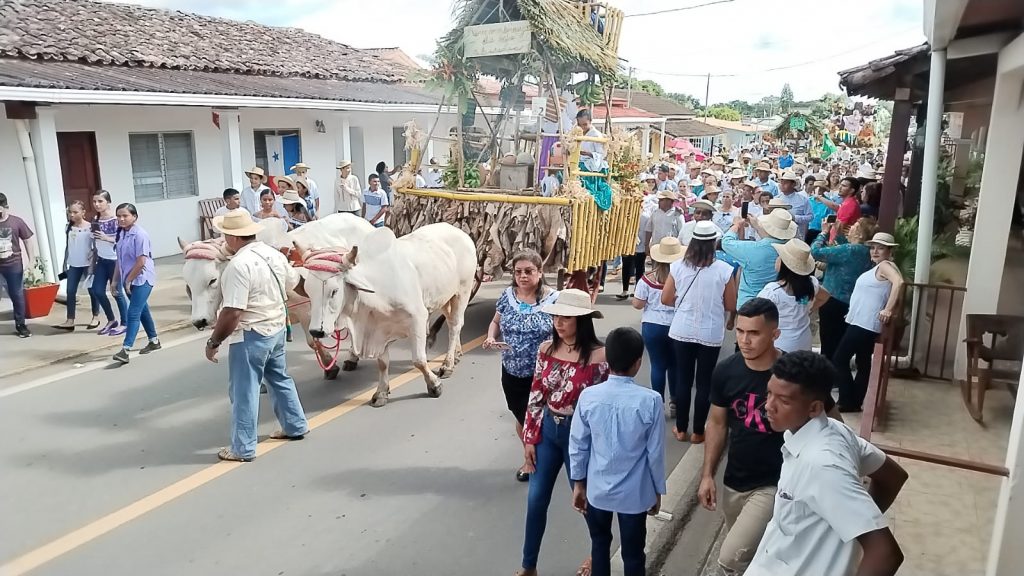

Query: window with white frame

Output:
[128, 132, 198, 202]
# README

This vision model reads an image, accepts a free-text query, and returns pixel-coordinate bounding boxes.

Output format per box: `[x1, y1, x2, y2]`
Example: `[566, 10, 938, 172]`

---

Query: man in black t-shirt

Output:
[699, 298, 837, 574]
[699, 298, 781, 574]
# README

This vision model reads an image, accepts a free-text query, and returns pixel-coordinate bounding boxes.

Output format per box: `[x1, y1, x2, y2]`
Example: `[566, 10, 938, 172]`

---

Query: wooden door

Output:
[57, 132, 101, 218]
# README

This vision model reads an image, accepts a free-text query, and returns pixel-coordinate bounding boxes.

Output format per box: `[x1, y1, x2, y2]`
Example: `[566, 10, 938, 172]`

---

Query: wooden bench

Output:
[199, 198, 226, 240]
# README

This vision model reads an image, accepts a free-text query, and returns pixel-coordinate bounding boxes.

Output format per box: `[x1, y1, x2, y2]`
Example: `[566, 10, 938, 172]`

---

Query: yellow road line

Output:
[1, 335, 486, 576]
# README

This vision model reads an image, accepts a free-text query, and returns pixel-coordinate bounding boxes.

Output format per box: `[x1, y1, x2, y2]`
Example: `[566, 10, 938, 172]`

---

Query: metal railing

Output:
[859, 281, 1009, 478]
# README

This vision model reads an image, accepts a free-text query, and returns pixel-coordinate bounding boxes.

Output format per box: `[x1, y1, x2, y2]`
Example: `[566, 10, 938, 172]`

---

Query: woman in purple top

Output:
[112, 203, 160, 364]
[90, 190, 128, 336]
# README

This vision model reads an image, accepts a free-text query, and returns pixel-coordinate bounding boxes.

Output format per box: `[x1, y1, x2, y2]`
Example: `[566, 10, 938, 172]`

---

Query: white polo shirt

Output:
[220, 241, 300, 340]
[746, 414, 888, 576]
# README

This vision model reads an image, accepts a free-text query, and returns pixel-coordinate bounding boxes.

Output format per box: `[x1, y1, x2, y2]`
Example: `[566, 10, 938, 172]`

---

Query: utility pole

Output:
[626, 66, 635, 108]
[702, 73, 711, 123]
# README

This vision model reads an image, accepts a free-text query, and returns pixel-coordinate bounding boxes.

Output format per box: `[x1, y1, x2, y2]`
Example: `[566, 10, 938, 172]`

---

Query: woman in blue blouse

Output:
[485, 250, 557, 482]
[810, 216, 876, 359]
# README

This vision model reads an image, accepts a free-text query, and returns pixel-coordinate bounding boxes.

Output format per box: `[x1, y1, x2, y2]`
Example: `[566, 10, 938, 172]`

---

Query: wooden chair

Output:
[962, 314, 1024, 422]
[198, 198, 226, 240]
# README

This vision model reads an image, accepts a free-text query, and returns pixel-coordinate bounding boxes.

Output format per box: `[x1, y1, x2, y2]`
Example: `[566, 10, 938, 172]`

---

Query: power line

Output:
[625, 0, 735, 18]
[631, 27, 918, 79]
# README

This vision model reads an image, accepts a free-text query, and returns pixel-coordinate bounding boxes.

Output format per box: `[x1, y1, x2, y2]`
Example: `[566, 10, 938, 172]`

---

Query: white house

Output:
[0, 0, 456, 272]
[701, 117, 775, 149]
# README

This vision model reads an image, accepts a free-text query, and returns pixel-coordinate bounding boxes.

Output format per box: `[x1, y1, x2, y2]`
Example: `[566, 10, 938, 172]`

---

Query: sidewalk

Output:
[0, 255, 193, 379]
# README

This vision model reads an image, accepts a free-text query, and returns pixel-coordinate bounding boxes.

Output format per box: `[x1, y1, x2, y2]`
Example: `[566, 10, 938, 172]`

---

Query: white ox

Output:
[299, 223, 476, 407]
[179, 213, 375, 379]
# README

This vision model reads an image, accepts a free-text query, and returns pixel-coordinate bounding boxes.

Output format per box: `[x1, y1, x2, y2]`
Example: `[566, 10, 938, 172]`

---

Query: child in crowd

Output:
[570, 327, 666, 576]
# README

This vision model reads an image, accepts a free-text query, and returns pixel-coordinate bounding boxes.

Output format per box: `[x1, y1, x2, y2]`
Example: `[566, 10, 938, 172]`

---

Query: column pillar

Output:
[988, 364, 1024, 574]
[955, 36, 1024, 380]
[331, 113, 352, 163]
[642, 126, 652, 159]
[915, 49, 946, 285]
[215, 109, 244, 191]
[878, 88, 913, 232]
[28, 108, 66, 282]
[659, 120, 666, 157]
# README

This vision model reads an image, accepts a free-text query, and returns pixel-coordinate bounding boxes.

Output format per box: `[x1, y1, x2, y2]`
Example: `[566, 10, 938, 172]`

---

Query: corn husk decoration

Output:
[392, 120, 428, 190]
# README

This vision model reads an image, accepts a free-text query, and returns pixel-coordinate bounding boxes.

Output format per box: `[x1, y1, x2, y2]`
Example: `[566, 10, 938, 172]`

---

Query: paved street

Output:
[0, 284, 695, 576]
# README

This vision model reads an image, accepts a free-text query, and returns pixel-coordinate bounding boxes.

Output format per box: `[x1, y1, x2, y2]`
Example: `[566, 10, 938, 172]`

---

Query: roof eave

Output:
[0, 85, 458, 113]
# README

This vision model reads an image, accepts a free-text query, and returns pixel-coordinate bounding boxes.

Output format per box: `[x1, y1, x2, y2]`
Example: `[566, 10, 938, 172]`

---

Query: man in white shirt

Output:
[241, 167, 270, 215]
[334, 160, 362, 215]
[203, 209, 309, 462]
[290, 163, 319, 214]
[424, 158, 444, 188]
[214, 188, 241, 217]
[677, 199, 715, 245]
[747, 351, 907, 576]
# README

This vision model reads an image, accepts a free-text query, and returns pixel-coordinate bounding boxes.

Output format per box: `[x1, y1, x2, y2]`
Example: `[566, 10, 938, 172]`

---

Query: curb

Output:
[0, 320, 194, 380]
[608, 443, 706, 575]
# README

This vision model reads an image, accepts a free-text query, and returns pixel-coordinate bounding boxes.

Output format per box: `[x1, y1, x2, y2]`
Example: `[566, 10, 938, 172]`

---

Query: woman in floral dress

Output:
[515, 289, 608, 576]
[484, 250, 558, 482]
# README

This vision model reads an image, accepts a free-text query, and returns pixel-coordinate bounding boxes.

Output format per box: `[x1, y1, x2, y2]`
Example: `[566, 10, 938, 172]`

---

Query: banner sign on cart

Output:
[464, 21, 532, 58]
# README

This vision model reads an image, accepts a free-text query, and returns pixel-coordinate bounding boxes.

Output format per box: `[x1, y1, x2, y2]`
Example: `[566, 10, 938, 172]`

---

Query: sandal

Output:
[53, 323, 75, 332]
[576, 558, 592, 576]
[269, 430, 306, 441]
[87, 318, 101, 329]
[217, 448, 253, 462]
[672, 427, 688, 442]
[614, 292, 631, 301]
[515, 468, 530, 482]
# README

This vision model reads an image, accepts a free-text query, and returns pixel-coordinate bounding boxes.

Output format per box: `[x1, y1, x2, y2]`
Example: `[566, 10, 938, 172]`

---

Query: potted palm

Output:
[23, 256, 59, 319]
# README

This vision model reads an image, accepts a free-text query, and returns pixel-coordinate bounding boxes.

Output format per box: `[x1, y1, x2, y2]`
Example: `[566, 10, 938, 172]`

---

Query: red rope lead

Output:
[313, 328, 350, 371]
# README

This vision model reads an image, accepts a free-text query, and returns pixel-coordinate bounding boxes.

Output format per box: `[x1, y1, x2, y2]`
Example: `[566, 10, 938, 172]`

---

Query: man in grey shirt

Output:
[643, 190, 683, 255]
[778, 171, 813, 239]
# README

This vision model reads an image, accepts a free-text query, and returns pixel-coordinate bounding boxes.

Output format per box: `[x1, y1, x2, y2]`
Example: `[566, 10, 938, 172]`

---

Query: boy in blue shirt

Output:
[570, 327, 666, 576]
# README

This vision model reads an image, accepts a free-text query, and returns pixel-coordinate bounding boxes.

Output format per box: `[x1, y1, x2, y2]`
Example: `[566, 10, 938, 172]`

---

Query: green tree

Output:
[757, 96, 781, 117]
[614, 76, 666, 96]
[780, 83, 794, 113]
[725, 100, 757, 117]
[706, 105, 741, 121]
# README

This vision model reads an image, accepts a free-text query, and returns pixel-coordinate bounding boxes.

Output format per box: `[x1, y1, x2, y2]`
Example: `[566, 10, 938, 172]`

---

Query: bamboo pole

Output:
[396, 187, 571, 205]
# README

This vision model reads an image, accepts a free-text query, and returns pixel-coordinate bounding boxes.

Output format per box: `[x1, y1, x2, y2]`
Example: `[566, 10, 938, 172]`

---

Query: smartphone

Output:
[91, 221, 101, 233]
[826, 215, 837, 224]
[490, 341, 511, 351]
[741, 201, 749, 219]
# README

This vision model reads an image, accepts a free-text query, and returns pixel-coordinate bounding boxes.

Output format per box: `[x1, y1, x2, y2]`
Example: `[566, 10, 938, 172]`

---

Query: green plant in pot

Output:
[22, 256, 60, 319]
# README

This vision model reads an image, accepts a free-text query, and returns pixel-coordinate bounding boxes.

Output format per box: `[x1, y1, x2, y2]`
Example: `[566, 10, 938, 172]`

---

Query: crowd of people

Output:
[478, 141, 910, 576]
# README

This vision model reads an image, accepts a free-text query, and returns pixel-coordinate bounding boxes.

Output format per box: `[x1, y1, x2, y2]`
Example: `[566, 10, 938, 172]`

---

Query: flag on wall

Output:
[265, 135, 286, 177]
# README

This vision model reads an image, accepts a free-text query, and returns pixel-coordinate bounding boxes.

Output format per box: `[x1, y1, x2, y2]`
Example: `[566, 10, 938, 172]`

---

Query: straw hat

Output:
[741, 152, 753, 159]
[758, 209, 798, 240]
[650, 237, 686, 263]
[244, 166, 267, 181]
[293, 176, 310, 191]
[772, 239, 816, 275]
[687, 161, 701, 170]
[274, 175, 295, 190]
[337, 160, 352, 170]
[290, 162, 310, 172]
[700, 168, 717, 177]
[728, 161, 743, 169]
[729, 168, 746, 180]
[656, 190, 679, 201]
[866, 232, 898, 247]
[712, 156, 726, 166]
[691, 199, 715, 212]
[767, 197, 793, 210]
[278, 190, 304, 205]
[540, 288, 604, 318]
[212, 208, 265, 237]
[780, 171, 801, 182]
[755, 162, 772, 171]
[691, 220, 722, 242]
[741, 179, 760, 189]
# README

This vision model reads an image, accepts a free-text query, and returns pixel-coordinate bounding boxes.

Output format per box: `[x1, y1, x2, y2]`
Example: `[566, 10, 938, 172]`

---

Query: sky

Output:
[102, 0, 926, 103]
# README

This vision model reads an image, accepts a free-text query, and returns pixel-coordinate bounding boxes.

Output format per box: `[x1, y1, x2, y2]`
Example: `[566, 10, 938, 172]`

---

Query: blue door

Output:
[283, 134, 301, 173]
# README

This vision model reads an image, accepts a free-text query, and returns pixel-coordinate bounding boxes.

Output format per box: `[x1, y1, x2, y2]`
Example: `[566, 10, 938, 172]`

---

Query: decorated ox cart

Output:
[388, 0, 642, 299]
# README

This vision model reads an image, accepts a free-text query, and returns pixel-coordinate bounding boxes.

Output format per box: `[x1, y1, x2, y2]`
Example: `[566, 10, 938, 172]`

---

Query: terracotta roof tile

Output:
[0, 0, 404, 82]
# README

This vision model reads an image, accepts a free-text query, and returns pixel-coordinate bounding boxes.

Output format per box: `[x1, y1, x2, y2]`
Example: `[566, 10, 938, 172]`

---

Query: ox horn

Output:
[345, 245, 358, 266]
[293, 240, 310, 260]
[178, 236, 188, 252]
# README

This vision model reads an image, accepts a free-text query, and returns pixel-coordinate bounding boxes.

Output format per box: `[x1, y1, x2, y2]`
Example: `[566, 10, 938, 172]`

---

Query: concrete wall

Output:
[1, 105, 455, 259]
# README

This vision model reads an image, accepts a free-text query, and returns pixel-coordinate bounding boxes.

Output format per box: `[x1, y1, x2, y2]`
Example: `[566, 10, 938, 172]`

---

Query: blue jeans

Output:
[228, 329, 308, 458]
[0, 264, 26, 327]
[586, 505, 648, 576]
[65, 266, 98, 320]
[642, 322, 676, 402]
[123, 282, 157, 348]
[522, 410, 575, 569]
[90, 257, 127, 324]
